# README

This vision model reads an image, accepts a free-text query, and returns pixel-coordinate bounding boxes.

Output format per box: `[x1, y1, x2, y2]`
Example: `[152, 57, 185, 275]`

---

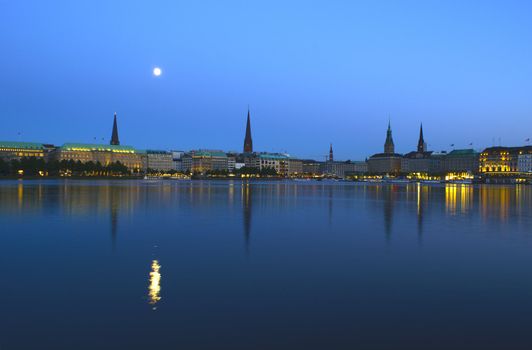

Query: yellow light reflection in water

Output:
[445, 184, 457, 214]
[149, 260, 161, 306]
[446, 184, 473, 215]
[17, 182, 23, 209]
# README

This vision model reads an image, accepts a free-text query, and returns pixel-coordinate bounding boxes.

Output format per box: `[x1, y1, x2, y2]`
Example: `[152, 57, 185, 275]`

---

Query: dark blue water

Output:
[1, 180, 532, 349]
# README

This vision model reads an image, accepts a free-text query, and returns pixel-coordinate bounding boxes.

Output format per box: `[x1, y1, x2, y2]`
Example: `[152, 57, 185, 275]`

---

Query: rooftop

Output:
[258, 153, 289, 160]
[447, 149, 479, 157]
[369, 153, 403, 159]
[482, 146, 532, 153]
[145, 150, 171, 155]
[61, 143, 137, 153]
[192, 150, 228, 158]
[0, 141, 45, 150]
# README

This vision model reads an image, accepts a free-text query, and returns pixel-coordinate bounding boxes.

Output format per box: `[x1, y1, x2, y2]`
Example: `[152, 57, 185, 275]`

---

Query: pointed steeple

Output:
[384, 120, 395, 154]
[329, 143, 334, 162]
[417, 123, 425, 153]
[243, 108, 253, 153]
[110, 112, 120, 146]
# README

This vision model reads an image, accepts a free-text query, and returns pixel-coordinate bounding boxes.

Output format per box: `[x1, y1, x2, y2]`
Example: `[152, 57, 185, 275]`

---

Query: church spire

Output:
[243, 108, 253, 153]
[110, 112, 120, 146]
[417, 123, 425, 153]
[384, 120, 395, 154]
[329, 143, 334, 162]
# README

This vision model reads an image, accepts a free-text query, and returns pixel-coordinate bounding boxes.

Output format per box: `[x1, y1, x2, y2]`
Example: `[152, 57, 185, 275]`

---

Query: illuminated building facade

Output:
[0, 141, 56, 160]
[140, 150, 174, 171]
[479, 146, 532, 174]
[182, 150, 229, 173]
[52, 143, 142, 170]
[245, 153, 289, 175]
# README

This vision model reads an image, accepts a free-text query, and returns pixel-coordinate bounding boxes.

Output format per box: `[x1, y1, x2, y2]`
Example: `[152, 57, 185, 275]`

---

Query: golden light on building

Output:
[148, 260, 162, 306]
[445, 172, 474, 181]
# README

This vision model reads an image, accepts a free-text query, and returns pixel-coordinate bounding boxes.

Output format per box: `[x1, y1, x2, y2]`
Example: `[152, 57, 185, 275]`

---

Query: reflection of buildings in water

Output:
[479, 185, 511, 221]
[445, 184, 473, 215]
[18, 182, 23, 209]
[110, 188, 119, 249]
[445, 185, 457, 214]
[328, 185, 333, 225]
[148, 260, 162, 307]
[242, 183, 252, 252]
[416, 183, 423, 238]
[383, 186, 394, 239]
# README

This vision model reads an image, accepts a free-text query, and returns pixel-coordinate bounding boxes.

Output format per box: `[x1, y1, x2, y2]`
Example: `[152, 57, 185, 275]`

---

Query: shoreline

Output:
[0, 176, 529, 185]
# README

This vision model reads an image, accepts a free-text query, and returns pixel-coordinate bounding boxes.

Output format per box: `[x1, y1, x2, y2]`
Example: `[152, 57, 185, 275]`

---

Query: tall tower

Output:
[417, 123, 425, 153]
[243, 108, 253, 153]
[329, 143, 334, 162]
[110, 112, 120, 146]
[384, 120, 395, 154]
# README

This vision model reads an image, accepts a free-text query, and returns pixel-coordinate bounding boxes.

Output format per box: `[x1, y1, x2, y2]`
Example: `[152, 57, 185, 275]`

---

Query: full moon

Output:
[153, 67, 162, 76]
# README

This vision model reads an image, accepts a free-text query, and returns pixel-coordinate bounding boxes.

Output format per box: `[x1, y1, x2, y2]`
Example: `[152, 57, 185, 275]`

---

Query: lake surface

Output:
[1, 180, 532, 349]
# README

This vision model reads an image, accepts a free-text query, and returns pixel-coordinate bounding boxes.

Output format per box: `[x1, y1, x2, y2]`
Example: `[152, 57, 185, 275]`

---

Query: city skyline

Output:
[1, 1, 531, 159]
[1, 110, 529, 163]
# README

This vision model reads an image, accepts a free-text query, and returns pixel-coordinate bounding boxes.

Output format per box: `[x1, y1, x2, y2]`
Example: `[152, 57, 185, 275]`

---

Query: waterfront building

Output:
[52, 143, 142, 170]
[227, 155, 236, 173]
[287, 158, 303, 175]
[182, 150, 229, 173]
[320, 144, 367, 177]
[479, 146, 532, 174]
[142, 150, 174, 172]
[0, 141, 47, 160]
[171, 150, 185, 171]
[245, 152, 289, 175]
[401, 124, 439, 174]
[368, 122, 403, 174]
[518, 153, 532, 173]
[302, 160, 323, 175]
[322, 160, 368, 178]
[49, 114, 141, 171]
[243, 109, 253, 153]
[181, 153, 192, 172]
[442, 149, 479, 173]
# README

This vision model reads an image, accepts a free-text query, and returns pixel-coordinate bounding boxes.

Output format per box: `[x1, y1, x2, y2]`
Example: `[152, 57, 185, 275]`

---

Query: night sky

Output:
[1, 1, 531, 160]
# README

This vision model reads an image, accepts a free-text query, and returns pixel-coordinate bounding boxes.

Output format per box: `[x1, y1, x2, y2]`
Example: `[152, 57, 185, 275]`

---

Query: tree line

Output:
[0, 157, 282, 178]
[0, 157, 132, 176]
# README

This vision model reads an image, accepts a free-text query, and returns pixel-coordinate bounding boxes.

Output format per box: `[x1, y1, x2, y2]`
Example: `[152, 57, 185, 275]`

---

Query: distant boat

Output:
[385, 178, 410, 184]
[420, 180, 442, 184]
[447, 179, 473, 184]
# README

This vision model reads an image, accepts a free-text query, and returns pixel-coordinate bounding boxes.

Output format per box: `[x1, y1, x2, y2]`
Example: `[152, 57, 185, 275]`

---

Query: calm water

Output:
[1, 180, 532, 349]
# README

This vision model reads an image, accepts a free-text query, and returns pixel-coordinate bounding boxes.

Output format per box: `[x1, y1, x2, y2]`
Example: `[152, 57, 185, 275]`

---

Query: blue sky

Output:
[1, 0, 531, 160]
